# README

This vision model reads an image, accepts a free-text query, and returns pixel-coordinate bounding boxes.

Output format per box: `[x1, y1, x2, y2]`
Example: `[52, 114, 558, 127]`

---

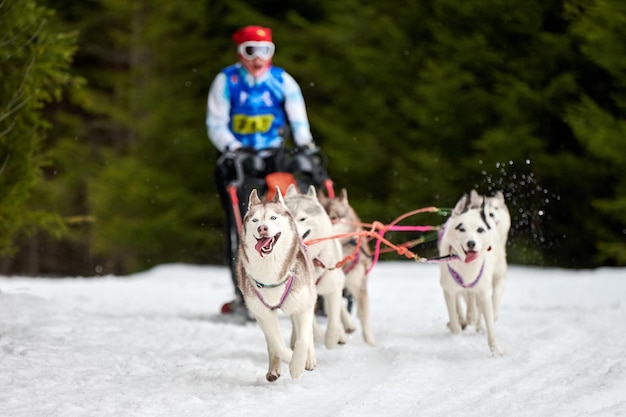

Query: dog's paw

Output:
[446, 322, 462, 334]
[266, 371, 280, 382]
[363, 333, 376, 346]
[325, 326, 345, 349]
[289, 362, 305, 379]
[490, 344, 504, 357]
[305, 355, 317, 371]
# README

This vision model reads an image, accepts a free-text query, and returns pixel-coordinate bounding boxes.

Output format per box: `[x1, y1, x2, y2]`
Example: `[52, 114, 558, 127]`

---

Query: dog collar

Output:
[252, 272, 295, 311]
[253, 274, 290, 289]
[447, 260, 485, 288]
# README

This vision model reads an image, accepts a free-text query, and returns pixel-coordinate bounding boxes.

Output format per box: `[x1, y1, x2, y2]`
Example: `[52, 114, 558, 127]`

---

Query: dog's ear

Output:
[272, 185, 287, 206]
[248, 189, 262, 208]
[286, 184, 299, 197]
[339, 188, 349, 204]
[452, 193, 469, 216]
[317, 188, 327, 203]
[306, 185, 316, 198]
[469, 189, 483, 208]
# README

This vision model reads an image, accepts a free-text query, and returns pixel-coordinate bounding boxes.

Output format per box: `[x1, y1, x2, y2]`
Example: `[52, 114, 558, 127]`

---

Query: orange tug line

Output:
[303, 206, 445, 271]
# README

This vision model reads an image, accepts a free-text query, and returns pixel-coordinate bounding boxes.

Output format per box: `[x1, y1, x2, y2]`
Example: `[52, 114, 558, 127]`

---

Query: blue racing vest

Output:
[223, 65, 288, 149]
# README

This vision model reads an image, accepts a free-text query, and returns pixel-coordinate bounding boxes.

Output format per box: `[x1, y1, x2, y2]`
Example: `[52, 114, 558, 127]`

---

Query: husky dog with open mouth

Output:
[284, 185, 347, 349]
[318, 188, 376, 346]
[236, 187, 317, 381]
[438, 192, 506, 356]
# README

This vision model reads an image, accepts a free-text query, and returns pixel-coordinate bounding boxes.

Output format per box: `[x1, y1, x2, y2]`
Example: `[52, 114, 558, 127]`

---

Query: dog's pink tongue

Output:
[255, 237, 273, 257]
[465, 251, 478, 263]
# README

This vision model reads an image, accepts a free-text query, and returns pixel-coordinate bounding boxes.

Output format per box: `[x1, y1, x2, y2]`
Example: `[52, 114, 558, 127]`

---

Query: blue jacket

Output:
[223, 64, 287, 149]
[206, 63, 313, 152]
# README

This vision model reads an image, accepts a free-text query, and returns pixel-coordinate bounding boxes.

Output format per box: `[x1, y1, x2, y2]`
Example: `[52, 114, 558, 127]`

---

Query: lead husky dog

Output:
[237, 187, 317, 381]
[318, 188, 376, 346]
[284, 185, 347, 349]
[439, 192, 506, 356]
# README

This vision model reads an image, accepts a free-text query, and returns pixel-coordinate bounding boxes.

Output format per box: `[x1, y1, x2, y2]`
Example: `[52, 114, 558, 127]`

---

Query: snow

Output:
[1, 262, 625, 417]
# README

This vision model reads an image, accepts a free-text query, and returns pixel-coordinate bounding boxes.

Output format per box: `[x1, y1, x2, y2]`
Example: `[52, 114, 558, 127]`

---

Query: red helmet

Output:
[232, 26, 272, 45]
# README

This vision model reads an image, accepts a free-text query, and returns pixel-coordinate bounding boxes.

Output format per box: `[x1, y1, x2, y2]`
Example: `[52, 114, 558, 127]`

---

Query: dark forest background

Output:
[1, 0, 625, 276]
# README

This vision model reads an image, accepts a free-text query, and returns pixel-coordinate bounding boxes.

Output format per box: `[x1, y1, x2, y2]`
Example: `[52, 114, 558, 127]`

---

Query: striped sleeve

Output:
[282, 72, 313, 146]
[206, 72, 238, 152]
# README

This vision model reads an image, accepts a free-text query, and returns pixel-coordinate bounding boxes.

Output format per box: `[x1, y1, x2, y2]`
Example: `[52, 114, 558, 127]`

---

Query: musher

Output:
[206, 25, 326, 319]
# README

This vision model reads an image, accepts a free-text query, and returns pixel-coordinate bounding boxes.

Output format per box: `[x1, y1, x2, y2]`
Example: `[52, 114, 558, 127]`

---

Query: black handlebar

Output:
[217, 146, 329, 188]
[217, 148, 270, 188]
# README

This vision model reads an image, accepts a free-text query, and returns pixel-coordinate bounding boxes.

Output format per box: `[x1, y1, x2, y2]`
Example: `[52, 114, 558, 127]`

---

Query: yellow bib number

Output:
[232, 114, 274, 134]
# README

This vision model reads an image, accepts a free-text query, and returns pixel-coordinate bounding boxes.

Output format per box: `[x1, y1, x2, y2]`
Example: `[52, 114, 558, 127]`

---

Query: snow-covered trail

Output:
[1, 263, 624, 417]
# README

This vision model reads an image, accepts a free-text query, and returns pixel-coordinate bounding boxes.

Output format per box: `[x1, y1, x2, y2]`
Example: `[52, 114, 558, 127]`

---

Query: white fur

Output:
[319, 188, 376, 346]
[237, 188, 317, 381]
[284, 185, 347, 349]
[439, 192, 506, 356]
[467, 189, 510, 320]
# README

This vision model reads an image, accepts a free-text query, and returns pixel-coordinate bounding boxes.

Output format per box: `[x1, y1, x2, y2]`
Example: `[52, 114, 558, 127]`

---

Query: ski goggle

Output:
[237, 41, 275, 60]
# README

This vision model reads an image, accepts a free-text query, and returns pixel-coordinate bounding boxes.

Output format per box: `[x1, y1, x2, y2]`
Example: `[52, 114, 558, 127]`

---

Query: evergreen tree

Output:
[566, 0, 626, 264]
[0, 0, 76, 261]
[9, 0, 626, 274]
[83, 0, 217, 272]
[379, 0, 614, 266]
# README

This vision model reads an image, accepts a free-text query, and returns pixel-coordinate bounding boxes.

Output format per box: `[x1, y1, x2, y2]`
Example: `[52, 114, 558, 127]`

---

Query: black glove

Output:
[225, 146, 256, 159]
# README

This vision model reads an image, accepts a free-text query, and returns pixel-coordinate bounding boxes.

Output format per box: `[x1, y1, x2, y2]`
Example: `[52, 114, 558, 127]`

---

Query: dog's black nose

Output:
[467, 240, 476, 250]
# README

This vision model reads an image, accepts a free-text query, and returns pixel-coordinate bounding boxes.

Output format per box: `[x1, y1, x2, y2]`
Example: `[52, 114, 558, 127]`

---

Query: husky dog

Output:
[488, 191, 511, 249]
[439, 192, 506, 356]
[284, 185, 347, 349]
[467, 189, 510, 320]
[318, 188, 376, 346]
[237, 188, 317, 381]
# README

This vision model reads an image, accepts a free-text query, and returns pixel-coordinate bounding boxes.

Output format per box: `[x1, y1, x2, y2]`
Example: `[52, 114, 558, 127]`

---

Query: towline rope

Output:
[303, 206, 458, 273]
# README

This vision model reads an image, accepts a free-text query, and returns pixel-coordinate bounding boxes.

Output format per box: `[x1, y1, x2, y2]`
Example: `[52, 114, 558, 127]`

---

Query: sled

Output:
[218, 146, 334, 235]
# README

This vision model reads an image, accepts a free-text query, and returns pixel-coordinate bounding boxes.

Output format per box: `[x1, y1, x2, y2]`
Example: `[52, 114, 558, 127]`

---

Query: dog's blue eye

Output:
[270, 216, 277, 220]
[252, 218, 258, 223]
